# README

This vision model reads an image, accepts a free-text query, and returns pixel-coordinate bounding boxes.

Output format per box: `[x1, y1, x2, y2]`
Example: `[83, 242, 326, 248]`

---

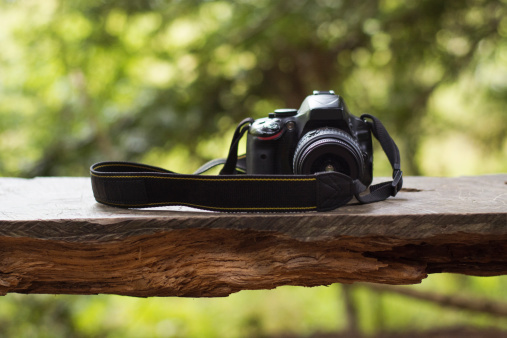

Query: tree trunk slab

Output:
[0, 175, 506, 297]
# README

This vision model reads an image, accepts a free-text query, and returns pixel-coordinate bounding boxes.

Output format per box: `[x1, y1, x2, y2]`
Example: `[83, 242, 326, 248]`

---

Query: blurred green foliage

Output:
[1, 0, 507, 337]
[2, 275, 507, 337]
[0, 0, 506, 177]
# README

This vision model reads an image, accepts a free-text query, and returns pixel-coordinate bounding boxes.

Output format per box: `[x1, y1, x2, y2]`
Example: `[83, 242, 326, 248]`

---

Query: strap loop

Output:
[219, 118, 253, 175]
[354, 114, 403, 204]
[391, 169, 403, 197]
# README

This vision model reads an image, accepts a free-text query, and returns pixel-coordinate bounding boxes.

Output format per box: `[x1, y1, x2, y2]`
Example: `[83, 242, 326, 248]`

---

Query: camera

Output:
[91, 90, 401, 212]
[246, 90, 373, 187]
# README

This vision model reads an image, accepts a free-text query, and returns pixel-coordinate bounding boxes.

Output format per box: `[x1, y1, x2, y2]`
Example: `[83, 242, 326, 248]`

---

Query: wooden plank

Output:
[0, 175, 506, 297]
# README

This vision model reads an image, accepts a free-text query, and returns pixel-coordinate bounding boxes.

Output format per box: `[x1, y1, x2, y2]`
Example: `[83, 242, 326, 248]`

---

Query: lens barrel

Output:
[293, 128, 365, 178]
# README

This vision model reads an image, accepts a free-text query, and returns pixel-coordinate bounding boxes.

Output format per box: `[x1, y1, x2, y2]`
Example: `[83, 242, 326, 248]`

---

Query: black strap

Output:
[356, 114, 403, 204]
[90, 115, 402, 212]
[193, 156, 247, 175]
[219, 118, 253, 175]
[90, 162, 356, 212]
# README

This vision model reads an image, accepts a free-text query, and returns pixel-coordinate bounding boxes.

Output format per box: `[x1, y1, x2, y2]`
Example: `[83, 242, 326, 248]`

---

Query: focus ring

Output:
[293, 128, 365, 176]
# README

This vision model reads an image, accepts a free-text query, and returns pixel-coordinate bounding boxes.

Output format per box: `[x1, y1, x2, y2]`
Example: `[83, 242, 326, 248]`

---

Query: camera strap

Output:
[90, 115, 402, 212]
[356, 114, 403, 204]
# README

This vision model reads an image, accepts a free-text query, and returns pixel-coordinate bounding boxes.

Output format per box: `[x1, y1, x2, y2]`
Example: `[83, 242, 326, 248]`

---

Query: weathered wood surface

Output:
[0, 175, 506, 297]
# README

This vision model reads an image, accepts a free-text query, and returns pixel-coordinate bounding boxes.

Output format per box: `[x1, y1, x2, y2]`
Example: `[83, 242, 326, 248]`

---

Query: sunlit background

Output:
[1, 0, 506, 337]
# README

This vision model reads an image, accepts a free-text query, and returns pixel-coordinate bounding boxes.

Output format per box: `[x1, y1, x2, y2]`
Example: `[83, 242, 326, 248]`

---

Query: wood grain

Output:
[0, 175, 506, 297]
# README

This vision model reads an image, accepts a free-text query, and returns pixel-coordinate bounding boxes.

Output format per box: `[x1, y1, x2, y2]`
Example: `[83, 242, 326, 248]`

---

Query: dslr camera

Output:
[91, 90, 401, 212]
[246, 90, 373, 187]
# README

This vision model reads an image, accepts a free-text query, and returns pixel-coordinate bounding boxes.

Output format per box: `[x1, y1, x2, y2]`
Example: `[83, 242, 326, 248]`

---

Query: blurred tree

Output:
[0, 0, 505, 176]
[0, 295, 86, 337]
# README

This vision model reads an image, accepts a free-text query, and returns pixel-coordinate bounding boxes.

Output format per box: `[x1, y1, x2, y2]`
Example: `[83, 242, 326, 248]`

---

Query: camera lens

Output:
[293, 128, 365, 177]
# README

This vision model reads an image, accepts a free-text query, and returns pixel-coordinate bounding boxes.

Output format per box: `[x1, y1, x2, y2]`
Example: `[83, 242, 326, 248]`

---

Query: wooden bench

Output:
[0, 175, 505, 297]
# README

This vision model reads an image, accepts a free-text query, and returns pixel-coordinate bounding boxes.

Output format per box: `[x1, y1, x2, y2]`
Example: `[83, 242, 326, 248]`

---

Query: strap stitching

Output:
[91, 172, 316, 182]
[95, 198, 317, 211]
[92, 163, 169, 173]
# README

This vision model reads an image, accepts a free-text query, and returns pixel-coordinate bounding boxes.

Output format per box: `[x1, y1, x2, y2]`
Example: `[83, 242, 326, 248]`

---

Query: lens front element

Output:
[293, 128, 365, 178]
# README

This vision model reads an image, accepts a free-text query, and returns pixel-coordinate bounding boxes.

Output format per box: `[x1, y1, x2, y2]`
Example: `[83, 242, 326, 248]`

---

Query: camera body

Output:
[246, 91, 373, 187]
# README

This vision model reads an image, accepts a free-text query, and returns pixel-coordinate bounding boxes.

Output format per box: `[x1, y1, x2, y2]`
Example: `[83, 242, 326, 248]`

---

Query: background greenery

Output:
[1, 0, 506, 337]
